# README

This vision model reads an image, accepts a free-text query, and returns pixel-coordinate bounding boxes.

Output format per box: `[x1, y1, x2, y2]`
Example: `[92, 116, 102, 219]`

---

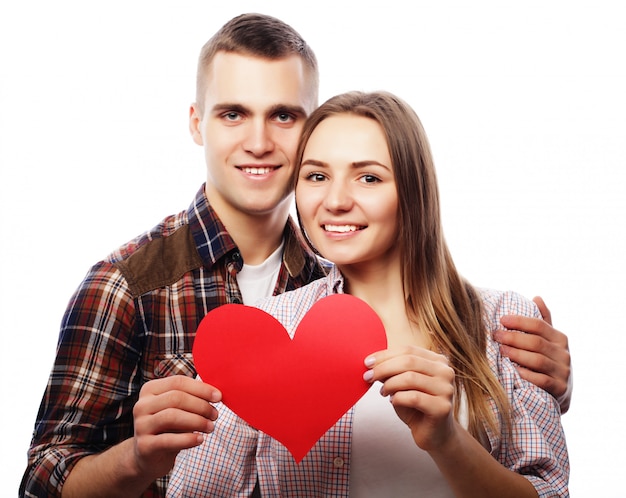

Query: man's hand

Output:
[62, 375, 221, 497]
[494, 296, 572, 413]
[132, 375, 222, 479]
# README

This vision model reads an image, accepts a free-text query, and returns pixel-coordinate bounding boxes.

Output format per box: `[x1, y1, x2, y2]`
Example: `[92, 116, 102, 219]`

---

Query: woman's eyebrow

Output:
[351, 160, 390, 170]
[300, 159, 391, 170]
[301, 159, 327, 167]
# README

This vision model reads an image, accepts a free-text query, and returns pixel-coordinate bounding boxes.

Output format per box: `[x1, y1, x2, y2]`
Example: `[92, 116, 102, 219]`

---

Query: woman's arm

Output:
[364, 344, 565, 497]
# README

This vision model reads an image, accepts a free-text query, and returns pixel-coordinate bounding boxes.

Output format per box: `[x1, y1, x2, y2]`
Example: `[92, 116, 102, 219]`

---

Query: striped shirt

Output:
[20, 185, 327, 498]
[167, 267, 569, 497]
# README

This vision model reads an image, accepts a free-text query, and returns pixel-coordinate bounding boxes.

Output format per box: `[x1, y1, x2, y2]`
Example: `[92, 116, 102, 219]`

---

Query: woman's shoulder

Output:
[477, 288, 541, 332]
[254, 266, 343, 331]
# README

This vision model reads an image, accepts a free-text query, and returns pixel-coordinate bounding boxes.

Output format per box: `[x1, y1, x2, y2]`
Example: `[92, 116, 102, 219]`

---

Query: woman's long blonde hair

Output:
[294, 91, 509, 438]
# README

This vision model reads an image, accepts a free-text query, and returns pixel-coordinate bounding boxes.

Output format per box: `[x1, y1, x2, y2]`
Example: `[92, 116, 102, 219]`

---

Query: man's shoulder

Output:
[106, 210, 203, 297]
[105, 210, 187, 261]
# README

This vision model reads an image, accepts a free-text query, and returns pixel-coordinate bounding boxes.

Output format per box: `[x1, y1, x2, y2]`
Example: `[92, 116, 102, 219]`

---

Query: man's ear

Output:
[189, 104, 203, 145]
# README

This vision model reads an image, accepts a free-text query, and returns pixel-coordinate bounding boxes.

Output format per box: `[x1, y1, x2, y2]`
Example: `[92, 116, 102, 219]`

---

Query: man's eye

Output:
[223, 112, 242, 121]
[275, 113, 294, 123]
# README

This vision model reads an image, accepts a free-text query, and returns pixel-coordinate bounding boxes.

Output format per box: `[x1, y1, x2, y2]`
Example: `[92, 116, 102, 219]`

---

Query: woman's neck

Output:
[340, 261, 429, 349]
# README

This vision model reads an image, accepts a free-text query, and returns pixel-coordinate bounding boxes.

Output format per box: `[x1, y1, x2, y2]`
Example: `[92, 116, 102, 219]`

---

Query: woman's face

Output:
[296, 114, 399, 270]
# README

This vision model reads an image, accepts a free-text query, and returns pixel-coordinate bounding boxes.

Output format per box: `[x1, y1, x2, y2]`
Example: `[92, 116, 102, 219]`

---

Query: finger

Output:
[139, 405, 218, 434]
[499, 314, 554, 339]
[391, 388, 453, 416]
[367, 352, 454, 395]
[365, 345, 447, 368]
[499, 340, 570, 381]
[494, 328, 552, 354]
[496, 329, 571, 370]
[371, 352, 450, 380]
[379, 368, 455, 398]
[532, 296, 552, 325]
[140, 375, 222, 402]
[134, 430, 206, 459]
[136, 388, 220, 422]
[496, 317, 568, 350]
[514, 365, 568, 402]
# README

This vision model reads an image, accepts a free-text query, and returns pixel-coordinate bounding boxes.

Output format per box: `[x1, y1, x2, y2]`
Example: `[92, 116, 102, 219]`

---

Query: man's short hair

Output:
[195, 13, 319, 112]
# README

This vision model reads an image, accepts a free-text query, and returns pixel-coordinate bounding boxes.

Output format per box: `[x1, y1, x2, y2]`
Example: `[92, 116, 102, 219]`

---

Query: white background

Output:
[1, 1, 624, 495]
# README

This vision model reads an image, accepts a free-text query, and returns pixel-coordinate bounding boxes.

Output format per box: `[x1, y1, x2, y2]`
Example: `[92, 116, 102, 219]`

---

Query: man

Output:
[20, 13, 571, 498]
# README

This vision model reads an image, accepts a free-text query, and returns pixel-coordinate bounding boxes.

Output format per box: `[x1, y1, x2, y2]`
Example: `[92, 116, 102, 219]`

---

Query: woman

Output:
[168, 91, 568, 497]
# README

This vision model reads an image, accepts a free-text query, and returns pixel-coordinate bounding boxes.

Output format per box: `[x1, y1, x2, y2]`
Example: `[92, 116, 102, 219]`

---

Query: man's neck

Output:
[210, 202, 291, 266]
[231, 216, 287, 265]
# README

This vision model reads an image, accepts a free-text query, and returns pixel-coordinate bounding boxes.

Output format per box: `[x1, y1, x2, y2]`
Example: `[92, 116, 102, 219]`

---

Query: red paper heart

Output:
[193, 294, 387, 462]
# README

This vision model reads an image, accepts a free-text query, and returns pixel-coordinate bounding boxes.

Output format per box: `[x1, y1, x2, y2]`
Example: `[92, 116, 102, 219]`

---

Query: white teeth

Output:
[242, 167, 273, 175]
[324, 225, 359, 233]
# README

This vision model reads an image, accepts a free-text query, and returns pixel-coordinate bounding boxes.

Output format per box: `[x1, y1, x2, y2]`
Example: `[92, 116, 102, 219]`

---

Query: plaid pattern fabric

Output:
[20, 185, 327, 498]
[167, 269, 569, 497]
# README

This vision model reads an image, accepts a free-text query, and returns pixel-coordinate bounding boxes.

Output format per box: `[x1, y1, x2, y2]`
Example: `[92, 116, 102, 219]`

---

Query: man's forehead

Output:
[203, 52, 316, 112]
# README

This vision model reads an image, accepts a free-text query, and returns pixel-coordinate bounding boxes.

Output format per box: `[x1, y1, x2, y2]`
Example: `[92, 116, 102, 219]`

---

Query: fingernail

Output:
[364, 356, 376, 368]
[363, 369, 374, 382]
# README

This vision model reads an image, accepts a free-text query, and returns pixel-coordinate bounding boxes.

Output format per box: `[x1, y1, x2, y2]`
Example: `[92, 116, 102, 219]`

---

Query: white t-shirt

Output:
[349, 381, 469, 497]
[236, 242, 284, 305]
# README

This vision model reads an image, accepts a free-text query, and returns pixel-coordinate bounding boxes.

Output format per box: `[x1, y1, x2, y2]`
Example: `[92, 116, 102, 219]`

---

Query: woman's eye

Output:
[306, 173, 326, 182]
[360, 174, 380, 184]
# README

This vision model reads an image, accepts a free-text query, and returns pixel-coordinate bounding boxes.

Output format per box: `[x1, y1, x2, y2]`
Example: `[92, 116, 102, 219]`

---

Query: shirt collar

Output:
[187, 184, 323, 280]
[325, 265, 345, 294]
[187, 185, 238, 269]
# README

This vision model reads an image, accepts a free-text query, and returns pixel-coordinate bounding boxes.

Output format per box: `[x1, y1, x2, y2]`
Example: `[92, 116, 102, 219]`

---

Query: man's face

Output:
[190, 51, 316, 223]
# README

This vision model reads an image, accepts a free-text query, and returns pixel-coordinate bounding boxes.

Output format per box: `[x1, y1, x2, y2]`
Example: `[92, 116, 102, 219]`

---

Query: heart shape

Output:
[193, 294, 387, 462]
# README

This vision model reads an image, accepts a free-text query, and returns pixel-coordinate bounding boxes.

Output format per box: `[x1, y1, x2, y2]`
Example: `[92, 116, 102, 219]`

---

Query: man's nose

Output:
[243, 120, 275, 157]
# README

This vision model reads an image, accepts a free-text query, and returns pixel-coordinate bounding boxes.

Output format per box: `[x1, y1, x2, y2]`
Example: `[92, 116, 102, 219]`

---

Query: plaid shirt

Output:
[20, 185, 327, 498]
[167, 267, 569, 497]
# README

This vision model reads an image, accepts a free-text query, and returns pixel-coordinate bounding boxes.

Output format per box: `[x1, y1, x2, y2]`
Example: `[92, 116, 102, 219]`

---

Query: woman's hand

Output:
[363, 346, 458, 451]
[363, 347, 543, 497]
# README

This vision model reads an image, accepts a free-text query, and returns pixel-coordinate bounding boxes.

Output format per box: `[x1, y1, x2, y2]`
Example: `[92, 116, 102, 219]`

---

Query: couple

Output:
[166, 92, 568, 496]
[21, 13, 569, 497]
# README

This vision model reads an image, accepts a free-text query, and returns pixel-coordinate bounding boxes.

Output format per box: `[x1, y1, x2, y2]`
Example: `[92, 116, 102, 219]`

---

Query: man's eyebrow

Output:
[210, 103, 249, 115]
[267, 104, 308, 117]
[210, 103, 308, 117]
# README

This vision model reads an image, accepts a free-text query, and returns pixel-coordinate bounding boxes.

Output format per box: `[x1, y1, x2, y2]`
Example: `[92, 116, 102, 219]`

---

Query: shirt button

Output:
[232, 251, 241, 262]
[333, 457, 344, 468]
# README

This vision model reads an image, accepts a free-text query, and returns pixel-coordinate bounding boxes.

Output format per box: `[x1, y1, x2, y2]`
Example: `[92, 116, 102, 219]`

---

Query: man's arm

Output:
[20, 261, 211, 497]
[62, 376, 221, 498]
[494, 296, 572, 413]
